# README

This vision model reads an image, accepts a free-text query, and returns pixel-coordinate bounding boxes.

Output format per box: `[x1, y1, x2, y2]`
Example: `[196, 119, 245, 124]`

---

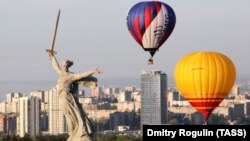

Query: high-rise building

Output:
[18, 96, 40, 137]
[6, 93, 22, 114]
[6, 93, 22, 103]
[48, 88, 67, 134]
[0, 113, 6, 135]
[43, 90, 50, 112]
[30, 90, 45, 102]
[6, 113, 17, 134]
[103, 86, 120, 96]
[30, 90, 48, 113]
[141, 70, 168, 127]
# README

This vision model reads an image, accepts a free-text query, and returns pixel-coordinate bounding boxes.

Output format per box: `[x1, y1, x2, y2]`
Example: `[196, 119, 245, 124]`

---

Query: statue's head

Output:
[62, 59, 73, 71]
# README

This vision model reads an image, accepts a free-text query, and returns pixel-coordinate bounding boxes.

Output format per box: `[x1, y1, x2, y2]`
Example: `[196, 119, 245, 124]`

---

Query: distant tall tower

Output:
[18, 96, 40, 137]
[48, 88, 67, 134]
[141, 70, 168, 127]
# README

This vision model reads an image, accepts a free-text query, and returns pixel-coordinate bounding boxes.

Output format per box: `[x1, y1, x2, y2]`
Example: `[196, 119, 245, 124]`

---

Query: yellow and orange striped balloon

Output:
[174, 51, 236, 119]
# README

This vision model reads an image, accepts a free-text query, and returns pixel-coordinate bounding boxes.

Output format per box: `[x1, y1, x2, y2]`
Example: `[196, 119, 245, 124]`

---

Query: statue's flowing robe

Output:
[60, 76, 97, 141]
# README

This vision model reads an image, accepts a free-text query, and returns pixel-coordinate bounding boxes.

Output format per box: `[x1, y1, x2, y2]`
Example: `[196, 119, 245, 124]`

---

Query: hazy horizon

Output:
[0, 77, 142, 101]
[1, 75, 250, 101]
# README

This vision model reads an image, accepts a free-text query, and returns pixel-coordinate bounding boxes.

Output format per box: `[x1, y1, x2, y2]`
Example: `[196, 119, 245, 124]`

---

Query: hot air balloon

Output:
[126, 1, 176, 65]
[174, 51, 236, 120]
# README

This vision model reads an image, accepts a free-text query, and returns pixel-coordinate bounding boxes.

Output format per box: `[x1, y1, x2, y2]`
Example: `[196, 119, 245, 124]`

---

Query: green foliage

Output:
[33, 134, 68, 141]
[0, 134, 141, 141]
[0, 134, 19, 141]
[0, 134, 68, 141]
[93, 135, 142, 141]
[22, 134, 34, 141]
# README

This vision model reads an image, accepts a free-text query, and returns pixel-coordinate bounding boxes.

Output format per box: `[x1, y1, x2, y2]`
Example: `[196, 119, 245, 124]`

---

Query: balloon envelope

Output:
[126, 1, 176, 58]
[174, 51, 236, 119]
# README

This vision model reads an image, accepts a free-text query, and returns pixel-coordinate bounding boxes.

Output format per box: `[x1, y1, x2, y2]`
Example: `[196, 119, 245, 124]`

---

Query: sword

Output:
[46, 9, 61, 55]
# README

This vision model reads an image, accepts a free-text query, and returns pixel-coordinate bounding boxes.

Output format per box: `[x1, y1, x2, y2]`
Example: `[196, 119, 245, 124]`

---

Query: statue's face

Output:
[62, 60, 73, 71]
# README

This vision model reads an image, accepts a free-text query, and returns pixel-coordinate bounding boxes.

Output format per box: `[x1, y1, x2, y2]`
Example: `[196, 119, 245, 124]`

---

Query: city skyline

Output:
[1, 78, 250, 138]
[1, 1, 250, 99]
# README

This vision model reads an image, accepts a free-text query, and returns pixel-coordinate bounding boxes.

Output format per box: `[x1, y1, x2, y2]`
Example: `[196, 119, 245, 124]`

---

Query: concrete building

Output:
[141, 70, 168, 127]
[91, 86, 105, 97]
[0, 113, 17, 135]
[6, 93, 22, 104]
[97, 102, 111, 110]
[230, 84, 240, 96]
[117, 101, 141, 112]
[229, 103, 245, 120]
[48, 88, 67, 134]
[79, 97, 97, 105]
[109, 112, 135, 130]
[42, 90, 50, 113]
[30, 90, 49, 113]
[246, 102, 250, 117]
[212, 107, 230, 117]
[18, 96, 40, 137]
[132, 91, 141, 102]
[112, 88, 120, 94]
[102, 86, 120, 96]
[125, 86, 136, 92]
[88, 110, 116, 121]
[6, 93, 22, 114]
[30, 90, 45, 102]
[40, 112, 48, 132]
[0, 113, 6, 135]
[168, 89, 189, 107]
[117, 91, 132, 102]
[6, 113, 17, 134]
[0, 102, 7, 113]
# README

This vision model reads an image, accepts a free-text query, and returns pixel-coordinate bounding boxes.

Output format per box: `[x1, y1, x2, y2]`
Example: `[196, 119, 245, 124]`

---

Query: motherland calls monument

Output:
[46, 10, 100, 141]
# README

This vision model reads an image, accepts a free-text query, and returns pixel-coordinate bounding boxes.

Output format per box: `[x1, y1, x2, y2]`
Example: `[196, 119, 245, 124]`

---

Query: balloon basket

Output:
[148, 58, 153, 65]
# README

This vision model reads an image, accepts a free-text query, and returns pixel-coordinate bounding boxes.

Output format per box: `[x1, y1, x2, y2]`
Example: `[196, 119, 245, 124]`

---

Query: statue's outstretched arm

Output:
[73, 67, 101, 81]
[47, 51, 61, 74]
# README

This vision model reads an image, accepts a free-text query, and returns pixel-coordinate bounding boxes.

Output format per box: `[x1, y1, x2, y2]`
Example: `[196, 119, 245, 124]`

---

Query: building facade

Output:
[48, 88, 67, 134]
[0, 113, 6, 135]
[18, 96, 40, 137]
[141, 70, 168, 127]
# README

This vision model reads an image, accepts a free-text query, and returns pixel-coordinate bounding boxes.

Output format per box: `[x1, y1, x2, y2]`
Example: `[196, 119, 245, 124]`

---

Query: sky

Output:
[0, 0, 250, 100]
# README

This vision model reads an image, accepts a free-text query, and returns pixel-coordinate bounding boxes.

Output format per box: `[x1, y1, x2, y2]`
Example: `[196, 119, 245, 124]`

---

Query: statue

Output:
[47, 51, 100, 141]
[46, 10, 100, 141]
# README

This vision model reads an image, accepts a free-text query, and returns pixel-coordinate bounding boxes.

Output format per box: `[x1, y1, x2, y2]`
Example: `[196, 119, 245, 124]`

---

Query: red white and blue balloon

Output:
[127, 1, 176, 59]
